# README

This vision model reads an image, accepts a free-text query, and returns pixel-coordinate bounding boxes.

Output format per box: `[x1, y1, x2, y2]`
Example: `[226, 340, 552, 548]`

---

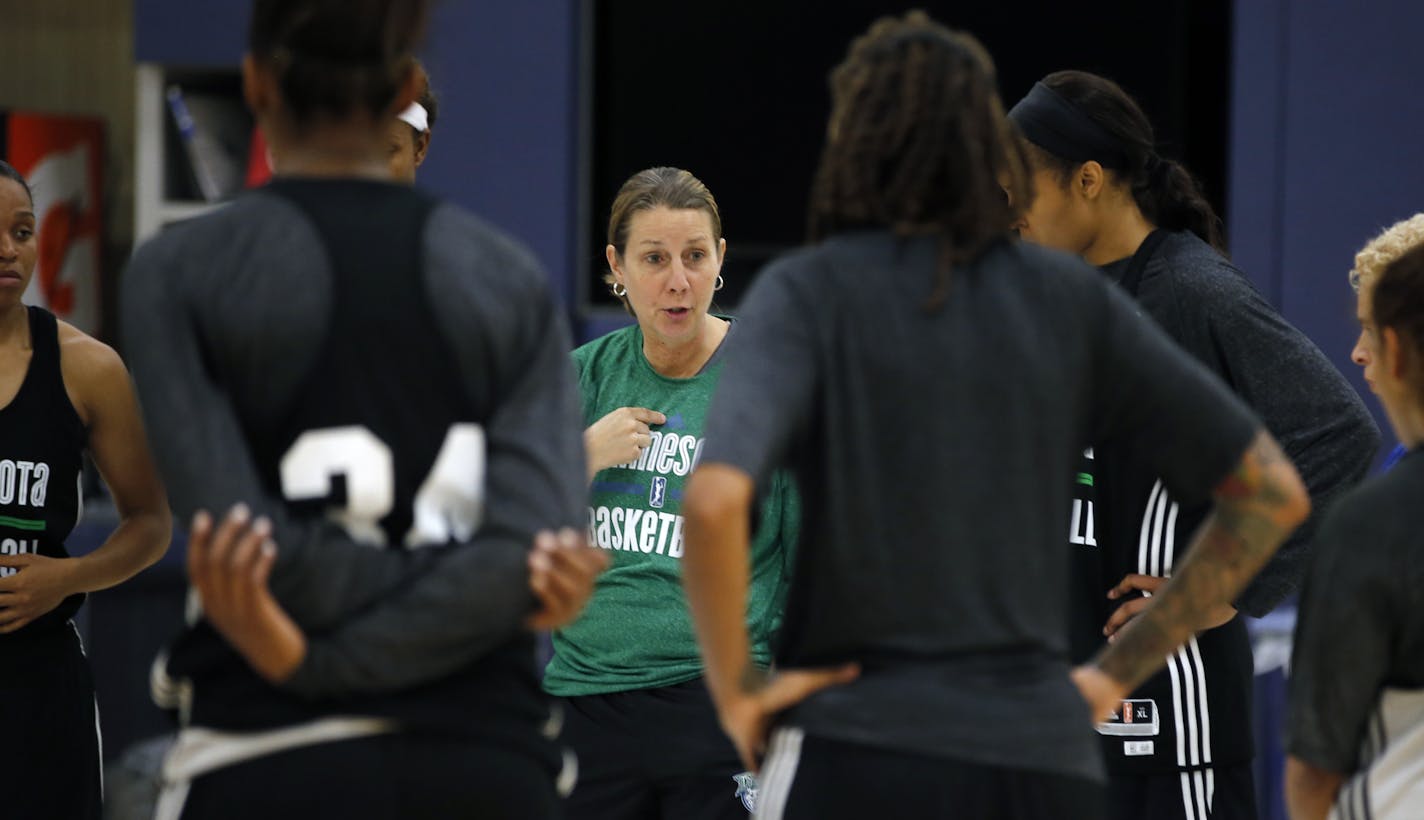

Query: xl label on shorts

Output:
[1095, 698, 1160, 737]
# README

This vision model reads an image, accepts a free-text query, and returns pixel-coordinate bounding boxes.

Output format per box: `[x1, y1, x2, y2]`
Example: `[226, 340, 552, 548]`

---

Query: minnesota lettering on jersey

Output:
[612, 430, 704, 475]
[590, 430, 703, 558]
[0, 458, 50, 577]
[1070, 497, 1096, 546]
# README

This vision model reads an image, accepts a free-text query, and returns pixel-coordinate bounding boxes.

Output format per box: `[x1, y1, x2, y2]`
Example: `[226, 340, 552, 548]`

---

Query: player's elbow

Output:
[136, 509, 174, 570]
[1226, 429, 1311, 533]
[1272, 457, 1312, 532]
[1284, 755, 1342, 820]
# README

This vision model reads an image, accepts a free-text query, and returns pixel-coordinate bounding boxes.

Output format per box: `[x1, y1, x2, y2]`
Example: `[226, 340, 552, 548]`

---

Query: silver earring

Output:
[714, 275, 725, 291]
[612, 282, 627, 297]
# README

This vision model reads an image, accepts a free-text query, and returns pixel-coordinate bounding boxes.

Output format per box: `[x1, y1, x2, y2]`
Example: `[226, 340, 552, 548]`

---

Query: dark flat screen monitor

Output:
[585, 1, 1230, 312]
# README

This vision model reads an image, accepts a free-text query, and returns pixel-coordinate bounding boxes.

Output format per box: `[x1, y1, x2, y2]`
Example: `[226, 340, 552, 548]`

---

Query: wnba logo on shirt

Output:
[649, 476, 667, 509]
[733, 772, 758, 812]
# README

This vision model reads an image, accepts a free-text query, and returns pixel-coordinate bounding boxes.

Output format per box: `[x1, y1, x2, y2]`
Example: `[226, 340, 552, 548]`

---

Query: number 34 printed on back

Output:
[279, 424, 485, 548]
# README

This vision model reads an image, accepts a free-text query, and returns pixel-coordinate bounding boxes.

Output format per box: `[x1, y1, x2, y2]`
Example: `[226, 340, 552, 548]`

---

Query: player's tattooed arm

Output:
[1092, 429, 1309, 693]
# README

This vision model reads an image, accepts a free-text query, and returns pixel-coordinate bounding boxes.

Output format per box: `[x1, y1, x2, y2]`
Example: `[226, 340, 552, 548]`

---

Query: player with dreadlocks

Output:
[679, 11, 1309, 819]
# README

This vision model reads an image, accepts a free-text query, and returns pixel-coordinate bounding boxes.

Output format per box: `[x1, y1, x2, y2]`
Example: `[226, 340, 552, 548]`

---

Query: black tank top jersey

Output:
[1069, 234, 1254, 776]
[0, 306, 86, 638]
[1071, 455, 1255, 776]
[159, 179, 553, 760]
[1066, 448, 1101, 662]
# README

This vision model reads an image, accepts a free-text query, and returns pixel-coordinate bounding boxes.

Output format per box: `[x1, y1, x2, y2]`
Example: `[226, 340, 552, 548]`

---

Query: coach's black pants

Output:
[560, 678, 751, 820]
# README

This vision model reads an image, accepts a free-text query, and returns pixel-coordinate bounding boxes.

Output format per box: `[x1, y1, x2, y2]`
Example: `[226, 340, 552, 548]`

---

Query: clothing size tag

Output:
[1123, 741, 1155, 756]
[1095, 698, 1160, 737]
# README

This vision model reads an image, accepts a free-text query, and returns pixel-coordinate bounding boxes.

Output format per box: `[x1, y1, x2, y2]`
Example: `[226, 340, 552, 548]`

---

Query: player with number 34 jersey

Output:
[121, 176, 587, 795]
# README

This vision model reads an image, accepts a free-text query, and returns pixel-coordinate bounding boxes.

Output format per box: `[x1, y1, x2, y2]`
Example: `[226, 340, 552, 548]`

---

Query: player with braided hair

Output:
[682, 12, 1309, 819]
[806, 13, 1030, 309]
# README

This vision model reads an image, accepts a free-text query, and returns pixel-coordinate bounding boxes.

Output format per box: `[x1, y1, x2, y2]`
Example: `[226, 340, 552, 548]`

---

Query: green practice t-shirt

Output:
[543, 322, 798, 696]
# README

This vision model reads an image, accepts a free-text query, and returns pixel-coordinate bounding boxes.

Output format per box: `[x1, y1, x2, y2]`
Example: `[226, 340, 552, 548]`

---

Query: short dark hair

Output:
[248, 0, 430, 125]
[1370, 242, 1424, 402]
[807, 11, 1030, 310]
[0, 161, 32, 205]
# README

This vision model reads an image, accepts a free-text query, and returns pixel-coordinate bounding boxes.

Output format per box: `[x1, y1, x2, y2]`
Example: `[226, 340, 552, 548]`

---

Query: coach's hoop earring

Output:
[714, 275, 725, 291]
[612, 281, 627, 297]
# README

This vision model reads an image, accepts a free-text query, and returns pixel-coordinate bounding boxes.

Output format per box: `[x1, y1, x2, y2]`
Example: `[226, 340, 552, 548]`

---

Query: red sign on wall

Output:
[5, 113, 104, 334]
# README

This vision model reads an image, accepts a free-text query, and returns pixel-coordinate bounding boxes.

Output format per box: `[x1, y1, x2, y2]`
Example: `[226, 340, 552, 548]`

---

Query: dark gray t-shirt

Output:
[701, 231, 1260, 781]
[1288, 449, 1424, 773]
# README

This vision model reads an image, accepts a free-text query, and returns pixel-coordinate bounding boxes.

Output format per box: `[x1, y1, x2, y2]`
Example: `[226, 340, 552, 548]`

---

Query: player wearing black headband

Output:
[1009, 71, 1379, 820]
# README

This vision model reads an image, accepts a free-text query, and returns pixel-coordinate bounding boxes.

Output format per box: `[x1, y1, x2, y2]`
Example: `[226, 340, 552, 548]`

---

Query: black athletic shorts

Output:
[560, 677, 752, 820]
[0, 622, 102, 820]
[179, 732, 560, 820]
[754, 728, 1104, 820]
[1107, 762, 1257, 820]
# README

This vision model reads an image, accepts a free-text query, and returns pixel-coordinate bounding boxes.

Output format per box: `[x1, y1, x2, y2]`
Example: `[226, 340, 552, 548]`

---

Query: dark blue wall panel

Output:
[135, 0, 582, 310]
[1230, 0, 1424, 450]
[134, 0, 247, 66]
[1226, 0, 1288, 299]
[418, 0, 580, 308]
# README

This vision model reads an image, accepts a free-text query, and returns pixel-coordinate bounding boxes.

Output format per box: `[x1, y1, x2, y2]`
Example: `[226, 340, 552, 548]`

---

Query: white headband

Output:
[397, 102, 429, 133]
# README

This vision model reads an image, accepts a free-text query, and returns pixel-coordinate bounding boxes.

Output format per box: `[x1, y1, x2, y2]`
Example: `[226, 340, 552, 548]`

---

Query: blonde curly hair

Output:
[1351, 213, 1424, 292]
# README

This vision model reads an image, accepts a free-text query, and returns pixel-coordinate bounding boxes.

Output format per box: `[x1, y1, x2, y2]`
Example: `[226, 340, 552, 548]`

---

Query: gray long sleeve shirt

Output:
[1115, 231, 1379, 616]
[121, 179, 584, 738]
